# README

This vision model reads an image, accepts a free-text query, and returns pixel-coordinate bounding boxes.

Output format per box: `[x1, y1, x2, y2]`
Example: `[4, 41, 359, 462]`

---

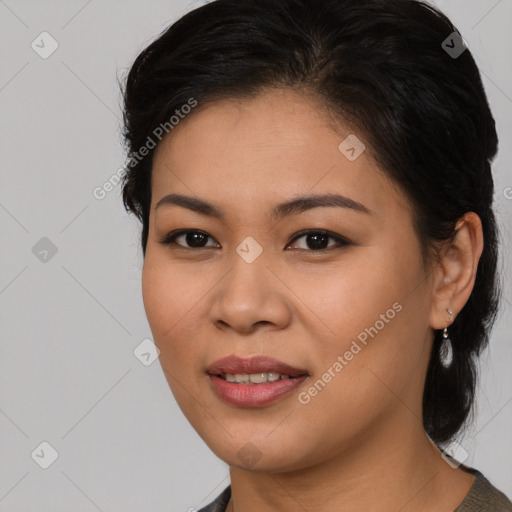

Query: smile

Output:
[219, 372, 293, 383]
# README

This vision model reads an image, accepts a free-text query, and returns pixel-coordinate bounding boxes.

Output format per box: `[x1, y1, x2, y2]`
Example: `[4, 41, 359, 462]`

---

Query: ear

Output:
[429, 212, 484, 330]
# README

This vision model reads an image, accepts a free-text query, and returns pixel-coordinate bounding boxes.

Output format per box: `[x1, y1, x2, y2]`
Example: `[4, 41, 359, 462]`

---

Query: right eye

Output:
[158, 229, 221, 249]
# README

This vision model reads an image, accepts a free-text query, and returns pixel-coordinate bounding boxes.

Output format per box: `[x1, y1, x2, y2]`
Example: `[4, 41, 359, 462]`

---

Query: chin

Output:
[198, 432, 314, 473]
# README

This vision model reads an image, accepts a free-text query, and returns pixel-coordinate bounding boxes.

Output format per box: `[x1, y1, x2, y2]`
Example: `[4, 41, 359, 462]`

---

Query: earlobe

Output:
[429, 212, 484, 330]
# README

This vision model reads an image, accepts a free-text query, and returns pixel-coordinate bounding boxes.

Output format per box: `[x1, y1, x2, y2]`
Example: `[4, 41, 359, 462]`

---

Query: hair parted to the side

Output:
[119, 0, 501, 446]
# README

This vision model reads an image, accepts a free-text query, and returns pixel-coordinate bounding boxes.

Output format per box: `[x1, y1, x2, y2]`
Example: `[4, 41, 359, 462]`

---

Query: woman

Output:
[119, 0, 512, 509]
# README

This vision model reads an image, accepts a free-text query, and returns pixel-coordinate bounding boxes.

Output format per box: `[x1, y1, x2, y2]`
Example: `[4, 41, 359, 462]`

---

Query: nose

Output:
[208, 255, 292, 334]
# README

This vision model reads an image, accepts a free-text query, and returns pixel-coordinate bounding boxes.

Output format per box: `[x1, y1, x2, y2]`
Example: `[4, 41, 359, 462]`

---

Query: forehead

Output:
[151, 89, 405, 219]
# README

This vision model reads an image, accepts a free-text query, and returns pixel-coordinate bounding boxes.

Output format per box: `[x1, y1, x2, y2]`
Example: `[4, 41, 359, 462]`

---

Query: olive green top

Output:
[454, 467, 512, 511]
[198, 467, 512, 511]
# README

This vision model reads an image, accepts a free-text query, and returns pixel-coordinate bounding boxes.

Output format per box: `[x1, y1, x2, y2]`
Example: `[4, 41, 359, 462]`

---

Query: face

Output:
[142, 88, 435, 472]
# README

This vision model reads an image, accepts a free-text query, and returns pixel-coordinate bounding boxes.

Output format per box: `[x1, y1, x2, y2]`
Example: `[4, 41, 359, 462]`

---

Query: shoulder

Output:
[455, 467, 512, 511]
[197, 485, 231, 512]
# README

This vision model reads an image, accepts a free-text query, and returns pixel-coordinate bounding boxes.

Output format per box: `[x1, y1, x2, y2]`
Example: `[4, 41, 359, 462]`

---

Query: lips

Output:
[206, 355, 309, 407]
[206, 355, 308, 378]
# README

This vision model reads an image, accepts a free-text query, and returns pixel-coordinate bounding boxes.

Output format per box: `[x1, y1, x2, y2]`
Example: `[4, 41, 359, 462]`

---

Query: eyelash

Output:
[158, 229, 351, 253]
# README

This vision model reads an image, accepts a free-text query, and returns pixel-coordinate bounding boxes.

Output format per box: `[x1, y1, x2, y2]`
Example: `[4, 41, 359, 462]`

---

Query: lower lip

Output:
[208, 375, 307, 407]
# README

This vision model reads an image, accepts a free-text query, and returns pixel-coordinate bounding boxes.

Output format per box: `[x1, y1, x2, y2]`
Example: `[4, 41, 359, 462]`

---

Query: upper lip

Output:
[207, 355, 308, 377]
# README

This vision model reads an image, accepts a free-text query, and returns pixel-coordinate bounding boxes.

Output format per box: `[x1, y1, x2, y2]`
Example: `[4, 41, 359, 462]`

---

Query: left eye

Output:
[286, 230, 349, 251]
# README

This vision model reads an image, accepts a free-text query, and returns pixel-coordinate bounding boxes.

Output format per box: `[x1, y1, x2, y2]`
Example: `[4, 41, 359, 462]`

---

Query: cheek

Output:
[141, 259, 210, 413]
[142, 261, 173, 337]
[296, 247, 428, 395]
[289, 254, 406, 345]
[141, 259, 195, 368]
[141, 257, 217, 386]
[142, 257, 198, 337]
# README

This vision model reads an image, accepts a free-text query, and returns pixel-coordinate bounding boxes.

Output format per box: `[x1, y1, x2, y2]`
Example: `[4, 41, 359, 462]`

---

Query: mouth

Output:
[206, 355, 309, 407]
[206, 354, 309, 380]
[213, 372, 305, 384]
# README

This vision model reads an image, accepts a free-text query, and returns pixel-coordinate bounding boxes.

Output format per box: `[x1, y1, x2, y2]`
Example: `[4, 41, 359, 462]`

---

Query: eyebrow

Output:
[154, 192, 373, 220]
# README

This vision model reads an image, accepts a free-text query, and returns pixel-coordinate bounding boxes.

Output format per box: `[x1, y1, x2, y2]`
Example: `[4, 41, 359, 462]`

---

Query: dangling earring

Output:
[440, 307, 454, 368]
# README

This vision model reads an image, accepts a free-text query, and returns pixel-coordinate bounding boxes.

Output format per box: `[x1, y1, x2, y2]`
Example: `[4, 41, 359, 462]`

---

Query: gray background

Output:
[0, 0, 510, 510]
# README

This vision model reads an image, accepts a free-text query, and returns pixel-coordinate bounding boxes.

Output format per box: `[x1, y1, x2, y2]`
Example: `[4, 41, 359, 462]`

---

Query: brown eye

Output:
[287, 230, 350, 251]
[159, 230, 220, 249]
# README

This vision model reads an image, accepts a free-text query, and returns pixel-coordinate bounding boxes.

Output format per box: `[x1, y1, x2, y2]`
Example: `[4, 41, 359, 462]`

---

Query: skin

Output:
[142, 88, 483, 511]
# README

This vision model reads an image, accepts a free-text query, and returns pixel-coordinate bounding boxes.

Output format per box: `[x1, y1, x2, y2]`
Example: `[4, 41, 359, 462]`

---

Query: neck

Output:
[226, 415, 474, 512]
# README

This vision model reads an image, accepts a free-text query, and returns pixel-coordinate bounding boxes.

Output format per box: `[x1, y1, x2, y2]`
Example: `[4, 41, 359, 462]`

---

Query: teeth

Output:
[248, 373, 266, 384]
[222, 372, 292, 384]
